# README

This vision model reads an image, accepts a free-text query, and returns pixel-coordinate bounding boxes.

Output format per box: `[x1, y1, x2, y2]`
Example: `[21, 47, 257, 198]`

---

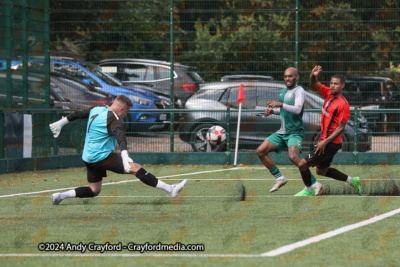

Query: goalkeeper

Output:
[49, 95, 187, 205]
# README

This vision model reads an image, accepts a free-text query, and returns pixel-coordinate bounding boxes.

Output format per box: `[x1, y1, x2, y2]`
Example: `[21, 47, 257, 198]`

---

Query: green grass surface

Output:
[0, 164, 399, 266]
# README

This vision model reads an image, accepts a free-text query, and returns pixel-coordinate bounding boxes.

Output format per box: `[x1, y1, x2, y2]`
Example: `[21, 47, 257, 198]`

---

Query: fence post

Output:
[22, 0, 28, 108]
[0, 112, 4, 159]
[353, 108, 359, 164]
[295, 0, 299, 70]
[169, 0, 174, 153]
[5, 0, 11, 109]
[170, 112, 174, 153]
[226, 108, 230, 150]
[53, 111, 58, 156]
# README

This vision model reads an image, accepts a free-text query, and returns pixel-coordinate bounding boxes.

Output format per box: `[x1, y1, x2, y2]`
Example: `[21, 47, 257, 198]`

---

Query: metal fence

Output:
[2, 108, 400, 158]
[1, 0, 400, 162]
[0, 0, 50, 109]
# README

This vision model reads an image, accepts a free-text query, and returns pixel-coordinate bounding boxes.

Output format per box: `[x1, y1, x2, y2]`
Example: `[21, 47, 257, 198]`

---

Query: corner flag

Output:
[238, 84, 245, 104]
[234, 84, 245, 167]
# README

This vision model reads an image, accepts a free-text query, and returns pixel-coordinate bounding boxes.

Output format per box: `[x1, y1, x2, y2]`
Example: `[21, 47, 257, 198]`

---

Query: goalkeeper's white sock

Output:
[156, 180, 172, 194]
[59, 189, 76, 200]
[346, 176, 352, 185]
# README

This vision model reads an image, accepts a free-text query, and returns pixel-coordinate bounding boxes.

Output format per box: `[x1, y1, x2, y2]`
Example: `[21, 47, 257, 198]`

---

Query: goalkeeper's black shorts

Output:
[304, 142, 342, 169]
[84, 152, 125, 183]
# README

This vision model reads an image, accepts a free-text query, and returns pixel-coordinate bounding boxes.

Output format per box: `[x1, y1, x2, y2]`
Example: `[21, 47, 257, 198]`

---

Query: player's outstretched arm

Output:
[310, 65, 323, 91]
[49, 117, 69, 138]
[49, 108, 92, 138]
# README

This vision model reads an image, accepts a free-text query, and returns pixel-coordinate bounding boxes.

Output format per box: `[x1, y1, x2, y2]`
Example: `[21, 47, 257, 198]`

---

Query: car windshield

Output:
[84, 64, 123, 87]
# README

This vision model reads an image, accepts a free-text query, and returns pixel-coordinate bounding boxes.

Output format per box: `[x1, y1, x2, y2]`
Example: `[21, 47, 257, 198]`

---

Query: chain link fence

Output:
[1, 0, 400, 160]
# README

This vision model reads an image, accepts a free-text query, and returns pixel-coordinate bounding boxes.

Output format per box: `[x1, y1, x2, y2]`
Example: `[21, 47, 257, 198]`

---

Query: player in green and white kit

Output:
[256, 68, 322, 193]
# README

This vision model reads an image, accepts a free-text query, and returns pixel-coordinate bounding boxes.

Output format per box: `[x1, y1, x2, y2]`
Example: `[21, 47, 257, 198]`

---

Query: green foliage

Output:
[49, 0, 400, 84]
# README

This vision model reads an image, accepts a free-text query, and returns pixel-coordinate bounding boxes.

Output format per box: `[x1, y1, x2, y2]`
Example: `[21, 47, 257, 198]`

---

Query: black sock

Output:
[325, 168, 348, 182]
[74, 187, 95, 198]
[300, 169, 313, 187]
[135, 168, 158, 187]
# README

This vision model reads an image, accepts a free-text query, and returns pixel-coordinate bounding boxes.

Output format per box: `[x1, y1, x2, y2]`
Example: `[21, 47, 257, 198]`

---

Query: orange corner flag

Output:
[238, 84, 245, 104]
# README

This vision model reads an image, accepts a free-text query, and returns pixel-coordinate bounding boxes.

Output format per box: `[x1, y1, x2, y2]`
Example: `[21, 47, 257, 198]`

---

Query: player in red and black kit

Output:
[295, 65, 362, 196]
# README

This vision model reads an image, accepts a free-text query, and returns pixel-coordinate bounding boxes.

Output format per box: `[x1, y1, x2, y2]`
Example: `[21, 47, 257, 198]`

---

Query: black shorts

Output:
[304, 142, 342, 169]
[84, 153, 125, 183]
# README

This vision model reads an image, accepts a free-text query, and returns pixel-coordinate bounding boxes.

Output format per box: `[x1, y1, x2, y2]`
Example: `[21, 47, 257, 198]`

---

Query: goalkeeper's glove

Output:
[121, 150, 133, 173]
[49, 117, 69, 138]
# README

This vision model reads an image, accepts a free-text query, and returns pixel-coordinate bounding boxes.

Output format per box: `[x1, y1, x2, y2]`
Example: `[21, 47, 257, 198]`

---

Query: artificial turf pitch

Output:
[0, 164, 399, 266]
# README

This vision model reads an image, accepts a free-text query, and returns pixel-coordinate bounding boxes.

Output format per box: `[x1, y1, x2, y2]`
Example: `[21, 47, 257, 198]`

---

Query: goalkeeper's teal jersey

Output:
[82, 106, 118, 163]
[276, 85, 305, 137]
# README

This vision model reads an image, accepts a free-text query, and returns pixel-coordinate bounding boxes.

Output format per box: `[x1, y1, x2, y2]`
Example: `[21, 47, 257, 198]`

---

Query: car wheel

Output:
[190, 124, 213, 152]
[190, 123, 226, 152]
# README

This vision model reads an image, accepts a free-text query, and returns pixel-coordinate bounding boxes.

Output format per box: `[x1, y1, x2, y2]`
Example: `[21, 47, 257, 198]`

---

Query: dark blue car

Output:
[47, 57, 171, 132]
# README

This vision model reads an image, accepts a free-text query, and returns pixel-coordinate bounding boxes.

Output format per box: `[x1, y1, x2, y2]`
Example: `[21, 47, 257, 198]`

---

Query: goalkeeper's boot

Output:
[51, 193, 62, 205]
[269, 178, 288, 192]
[312, 182, 324, 196]
[294, 188, 316, 196]
[170, 179, 187, 198]
[351, 177, 362, 196]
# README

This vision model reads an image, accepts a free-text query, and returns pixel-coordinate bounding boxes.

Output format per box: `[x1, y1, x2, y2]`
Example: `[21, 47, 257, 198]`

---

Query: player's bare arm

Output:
[264, 108, 274, 116]
[315, 122, 346, 155]
[310, 65, 323, 91]
[267, 101, 283, 108]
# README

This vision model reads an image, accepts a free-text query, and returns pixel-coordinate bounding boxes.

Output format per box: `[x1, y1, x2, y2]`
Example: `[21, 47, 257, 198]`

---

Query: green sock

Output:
[311, 174, 317, 185]
[270, 166, 283, 179]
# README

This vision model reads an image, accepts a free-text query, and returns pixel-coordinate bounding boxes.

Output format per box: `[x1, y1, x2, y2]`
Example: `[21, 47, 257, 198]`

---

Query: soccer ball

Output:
[206, 126, 227, 145]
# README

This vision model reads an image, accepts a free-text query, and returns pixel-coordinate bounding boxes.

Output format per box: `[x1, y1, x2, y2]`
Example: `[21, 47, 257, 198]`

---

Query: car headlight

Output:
[129, 95, 151, 106]
[158, 96, 172, 107]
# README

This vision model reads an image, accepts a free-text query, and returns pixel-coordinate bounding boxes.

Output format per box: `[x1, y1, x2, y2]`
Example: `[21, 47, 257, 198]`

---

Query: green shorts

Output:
[266, 133, 303, 153]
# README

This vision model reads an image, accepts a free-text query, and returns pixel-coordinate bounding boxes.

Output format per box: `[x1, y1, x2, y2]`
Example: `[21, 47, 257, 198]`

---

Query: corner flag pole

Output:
[234, 84, 245, 167]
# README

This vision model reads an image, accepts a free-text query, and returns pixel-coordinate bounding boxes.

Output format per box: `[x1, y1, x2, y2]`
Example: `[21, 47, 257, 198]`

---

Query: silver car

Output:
[178, 81, 372, 152]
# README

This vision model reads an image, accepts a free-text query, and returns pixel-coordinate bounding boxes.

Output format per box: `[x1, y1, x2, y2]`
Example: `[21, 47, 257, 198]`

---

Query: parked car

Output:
[98, 58, 204, 106]
[343, 76, 400, 133]
[221, 75, 274, 82]
[47, 57, 171, 132]
[50, 72, 115, 109]
[178, 81, 372, 152]
[0, 59, 22, 70]
[0, 71, 94, 151]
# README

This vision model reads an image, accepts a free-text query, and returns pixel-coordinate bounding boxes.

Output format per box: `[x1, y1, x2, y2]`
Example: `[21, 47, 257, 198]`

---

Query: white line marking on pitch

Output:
[0, 167, 248, 198]
[22, 195, 400, 198]
[261, 206, 400, 257]
[1, 203, 400, 260]
[4, 207, 400, 259]
[0, 164, 398, 199]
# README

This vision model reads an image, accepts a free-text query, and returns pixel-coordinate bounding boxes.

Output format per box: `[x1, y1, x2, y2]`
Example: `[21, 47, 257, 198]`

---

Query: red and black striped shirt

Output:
[319, 85, 350, 144]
